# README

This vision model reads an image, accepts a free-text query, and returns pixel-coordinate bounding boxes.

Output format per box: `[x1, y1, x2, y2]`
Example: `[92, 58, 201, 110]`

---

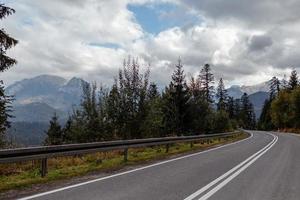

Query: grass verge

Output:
[0, 132, 247, 194]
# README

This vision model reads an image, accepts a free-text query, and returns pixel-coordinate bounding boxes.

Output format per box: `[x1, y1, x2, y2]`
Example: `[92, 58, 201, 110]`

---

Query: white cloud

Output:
[2, 0, 300, 88]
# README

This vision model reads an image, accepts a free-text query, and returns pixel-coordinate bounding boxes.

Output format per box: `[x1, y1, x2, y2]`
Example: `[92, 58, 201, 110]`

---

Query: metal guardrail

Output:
[0, 131, 243, 177]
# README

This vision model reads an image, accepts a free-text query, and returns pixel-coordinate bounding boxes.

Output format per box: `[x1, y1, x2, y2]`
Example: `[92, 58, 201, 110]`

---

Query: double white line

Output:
[184, 132, 278, 200]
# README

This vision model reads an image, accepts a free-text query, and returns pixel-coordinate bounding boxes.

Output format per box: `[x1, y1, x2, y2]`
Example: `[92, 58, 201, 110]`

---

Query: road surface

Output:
[19, 131, 300, 200]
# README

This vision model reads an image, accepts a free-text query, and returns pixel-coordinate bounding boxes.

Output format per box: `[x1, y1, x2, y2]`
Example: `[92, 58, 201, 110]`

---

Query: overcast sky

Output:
[2, 0, 299, 86]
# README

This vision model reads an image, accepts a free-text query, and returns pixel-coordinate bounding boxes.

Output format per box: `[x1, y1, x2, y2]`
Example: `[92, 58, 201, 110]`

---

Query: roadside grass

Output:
[0, 132, 247, 193]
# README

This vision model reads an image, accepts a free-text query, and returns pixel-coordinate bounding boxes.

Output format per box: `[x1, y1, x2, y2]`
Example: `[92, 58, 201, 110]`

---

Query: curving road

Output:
[19, 131, 300, 200]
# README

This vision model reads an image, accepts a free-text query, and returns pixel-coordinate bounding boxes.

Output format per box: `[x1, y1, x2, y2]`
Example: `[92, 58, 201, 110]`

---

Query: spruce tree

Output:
[258, 99, 274, 130]
[240, 93, 256, 129]
[281, 74, 288, 89]
[288, 70, 298, 90]
[45, 113, 63, 145]
[1, 4, 18, 72]
[163, 59, 190, 136]
[147, 82, 160, 100]
[269, 76, 280, 99]
[227, 96, 235, 119]
[199, 64, 214, 103]
[117, 57, 149, 139]
[216, 78, 228, 111]
[0, 4, 18, 147]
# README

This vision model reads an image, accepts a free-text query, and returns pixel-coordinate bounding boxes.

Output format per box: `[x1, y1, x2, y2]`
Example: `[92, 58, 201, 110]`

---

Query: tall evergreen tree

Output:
[227, 96, 235, 119]
[163, 59, 190, 136]
[216, 78, 228, 111]
[147, 82, 160, 100]
[0, 4, 18, 147]
[199, 64, 214, 103]
[44, 113, 63, 145]
[240, 93, 256, 129]
[0, 81, 13, 146]
[142, 84, 163, 138]
[258, 99, 274, 130]
[281, 74, 288, 89]
[269, 76, 280, 99]
[288, 69, 298, 90]
[117, 57, 150, 139]
[1, 4, 18, 72]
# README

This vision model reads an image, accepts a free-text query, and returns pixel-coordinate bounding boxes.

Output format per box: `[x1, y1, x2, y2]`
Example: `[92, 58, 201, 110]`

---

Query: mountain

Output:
[12, 102, 66, 122]
[6, 75, 87, 122]
[248, 91, 269, 119]
[7, 122, 49, 146]
[227, 81, 270, 99]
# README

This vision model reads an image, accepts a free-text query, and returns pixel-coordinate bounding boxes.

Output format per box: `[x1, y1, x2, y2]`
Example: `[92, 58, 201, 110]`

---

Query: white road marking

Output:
[184, 132, 277, 200]
[19, 132, 253, 200]
[198, 135, 278, 200]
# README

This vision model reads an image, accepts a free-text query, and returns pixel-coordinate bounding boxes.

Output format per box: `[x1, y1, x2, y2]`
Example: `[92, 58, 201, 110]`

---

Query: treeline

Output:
[259, 70, 300, 131]
[0, 4, 18, 148]
[45, 58, 256, 145]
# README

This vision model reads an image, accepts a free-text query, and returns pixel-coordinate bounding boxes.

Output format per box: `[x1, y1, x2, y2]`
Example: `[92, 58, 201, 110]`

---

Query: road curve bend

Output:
[20, 131, 300, 200]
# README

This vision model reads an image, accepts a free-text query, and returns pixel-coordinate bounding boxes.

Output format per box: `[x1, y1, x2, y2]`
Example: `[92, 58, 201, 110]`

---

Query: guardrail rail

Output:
[0, 131, 246, 177]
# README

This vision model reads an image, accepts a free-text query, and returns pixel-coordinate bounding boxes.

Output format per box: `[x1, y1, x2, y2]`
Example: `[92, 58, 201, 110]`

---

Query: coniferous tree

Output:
[269, 76, 281, 99]
[199, 64, 214, 103]
[216, 78, 228, 111]
[44, 113, 63, 145]
[288, 70, 298, 90]
[258, 99, 274, 130]
[240, 93, 256, 129]
[142, 84, 163, 138]
[117, 57, 150, 139]
[163, 59, 190, 136]
[1, 4, 18, 72]
[227, 97, 235, 119]
[281, 74, 288, 89]
[147, 82, 160, 100]
[0, 81, 13, 146]
[0, 4, 18, 147]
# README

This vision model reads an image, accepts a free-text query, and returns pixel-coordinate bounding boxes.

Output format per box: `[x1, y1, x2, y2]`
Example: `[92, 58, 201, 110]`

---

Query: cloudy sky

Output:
[2, 0, 299, 87]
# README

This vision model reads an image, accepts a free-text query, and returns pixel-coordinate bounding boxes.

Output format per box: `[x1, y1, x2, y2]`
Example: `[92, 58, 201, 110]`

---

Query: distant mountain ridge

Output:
[227, 80, 270, 99]
[6, 75, 87, 122]
[6, 75, 270, 146]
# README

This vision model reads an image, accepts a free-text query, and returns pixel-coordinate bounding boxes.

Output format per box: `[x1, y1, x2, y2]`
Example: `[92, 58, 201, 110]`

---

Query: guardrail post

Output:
[124, 148, 128, 162]
[165, 144, 169, 153]
[40, 158, 48, 177]
[190, 142, 194, 148]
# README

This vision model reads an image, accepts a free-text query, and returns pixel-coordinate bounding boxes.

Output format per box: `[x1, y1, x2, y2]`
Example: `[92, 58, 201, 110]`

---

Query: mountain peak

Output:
[64, 77, 86, 87]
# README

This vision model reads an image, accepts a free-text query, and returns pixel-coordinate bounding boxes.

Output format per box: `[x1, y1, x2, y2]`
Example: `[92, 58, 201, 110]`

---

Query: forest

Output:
[44, 58, 256, 145]
[259, 70, 300, 132]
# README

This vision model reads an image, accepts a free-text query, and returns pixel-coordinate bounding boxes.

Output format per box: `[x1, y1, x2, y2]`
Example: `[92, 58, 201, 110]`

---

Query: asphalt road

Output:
[19, 131, 300, 200]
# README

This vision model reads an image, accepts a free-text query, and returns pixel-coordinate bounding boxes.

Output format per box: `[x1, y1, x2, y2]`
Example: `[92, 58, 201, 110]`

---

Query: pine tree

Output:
[147, 82, 160, 100]
[199, 64, 214, 103]
[44, 113, 63, 145]
[163, 59, 191, 136]
[258, 99, 274, 130]
[216, 78, 228, 111]
[0, 81, 13, 146]
[141, 93, 164, 138]
[281, 74, 288, 89]
[117, 57, 150, 139]
[227, 96, 235, 119]
[288, 70, 298, 90]
[240, 93, 256, 129]
[1, 4, 18, 72]
[269, 76, 280, 99]
[0, 4, 18, 147]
